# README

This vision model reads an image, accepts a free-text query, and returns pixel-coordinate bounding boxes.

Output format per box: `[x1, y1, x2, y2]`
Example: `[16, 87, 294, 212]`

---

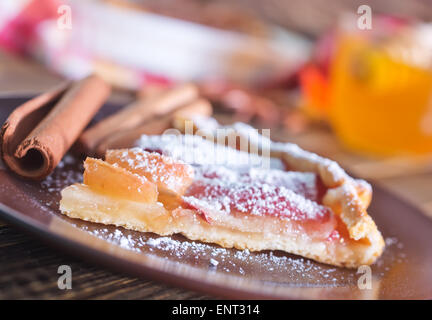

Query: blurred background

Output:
[1, 0, 432, 216]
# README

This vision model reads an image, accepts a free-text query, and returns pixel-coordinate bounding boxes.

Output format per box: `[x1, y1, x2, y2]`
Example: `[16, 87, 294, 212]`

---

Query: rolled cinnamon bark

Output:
[77, 83, 198, 156]
[96, 98, 212, 157]
[0, 75, 111, 180]
[171, 98, 213, 133]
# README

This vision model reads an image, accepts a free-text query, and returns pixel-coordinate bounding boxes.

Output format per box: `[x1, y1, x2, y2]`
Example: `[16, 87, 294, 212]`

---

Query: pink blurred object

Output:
[0, 0, 59, 54]
[0, 0, 174, 88]
[0, 0, 310, 90]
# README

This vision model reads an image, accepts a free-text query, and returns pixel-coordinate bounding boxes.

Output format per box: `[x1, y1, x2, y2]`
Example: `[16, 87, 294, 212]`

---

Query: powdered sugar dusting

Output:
[184, 168, 329, 221]
[136, 134, 284, 170]
[234, 122, 347, 183]
[75, 224, 352, 285]
[107, 148, 194, 194]
[39, 155, 83, 209]
[136, 134, 330, 221]
[192, 119, 348, 184]
[272, 141, 347, 182]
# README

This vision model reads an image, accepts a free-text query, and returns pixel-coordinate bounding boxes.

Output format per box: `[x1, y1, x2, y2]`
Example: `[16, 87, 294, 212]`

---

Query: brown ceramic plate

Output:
[1, 96, 432, 300]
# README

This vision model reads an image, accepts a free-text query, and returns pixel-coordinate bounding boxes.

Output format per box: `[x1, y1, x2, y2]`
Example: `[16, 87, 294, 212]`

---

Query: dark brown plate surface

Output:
[1, 97, 432, 299]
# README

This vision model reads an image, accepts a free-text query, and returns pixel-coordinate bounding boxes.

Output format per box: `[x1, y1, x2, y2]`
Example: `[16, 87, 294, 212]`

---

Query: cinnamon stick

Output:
[77, 83, 198, 156]
[171, 98, 213, 133]
[0, 75, 111, 180]
[96, 98, 212, 157]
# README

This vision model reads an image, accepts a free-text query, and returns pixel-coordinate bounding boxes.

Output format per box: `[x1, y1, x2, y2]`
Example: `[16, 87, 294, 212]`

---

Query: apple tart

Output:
[60, 125, 384, 268]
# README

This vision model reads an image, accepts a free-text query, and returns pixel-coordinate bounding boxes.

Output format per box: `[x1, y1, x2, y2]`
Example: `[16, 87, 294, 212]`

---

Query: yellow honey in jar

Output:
[329, 32, 432, 156]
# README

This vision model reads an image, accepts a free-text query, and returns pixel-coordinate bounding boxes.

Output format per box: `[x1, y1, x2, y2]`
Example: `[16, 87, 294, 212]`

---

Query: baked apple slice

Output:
[105, 148, 194, 196]
[83, 157, 158, 203]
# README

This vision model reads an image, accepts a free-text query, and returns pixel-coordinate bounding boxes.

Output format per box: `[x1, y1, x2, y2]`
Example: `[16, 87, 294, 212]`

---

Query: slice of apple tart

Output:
[60, 131, 384, 268]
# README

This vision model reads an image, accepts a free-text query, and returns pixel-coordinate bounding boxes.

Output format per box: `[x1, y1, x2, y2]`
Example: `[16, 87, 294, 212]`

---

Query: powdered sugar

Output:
[184, 167, 329, 221]
[106, 148, 194, 194]
[39, 155, 83, 209]
[271, 141, 347, 182]
[75, 224, 352, 285]
[136, 134, 284, 170]
[41, 156, 83, 193]
[136, 133, 330, 221]
[190, 119, 349, 185]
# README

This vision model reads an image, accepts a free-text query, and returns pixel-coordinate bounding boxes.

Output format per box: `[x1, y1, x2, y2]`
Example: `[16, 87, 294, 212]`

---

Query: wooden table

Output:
[1, 23, 432, 299]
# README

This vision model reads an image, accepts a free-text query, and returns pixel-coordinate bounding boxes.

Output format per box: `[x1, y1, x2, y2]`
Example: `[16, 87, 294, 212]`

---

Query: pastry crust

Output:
[61, 184, 383, 268]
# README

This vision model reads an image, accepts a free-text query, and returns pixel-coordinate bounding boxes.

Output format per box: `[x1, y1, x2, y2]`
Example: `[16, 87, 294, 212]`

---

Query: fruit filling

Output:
[181, 164, 338, 240]
[93, 145, 342, 241]
[105, 148, 194, 195]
